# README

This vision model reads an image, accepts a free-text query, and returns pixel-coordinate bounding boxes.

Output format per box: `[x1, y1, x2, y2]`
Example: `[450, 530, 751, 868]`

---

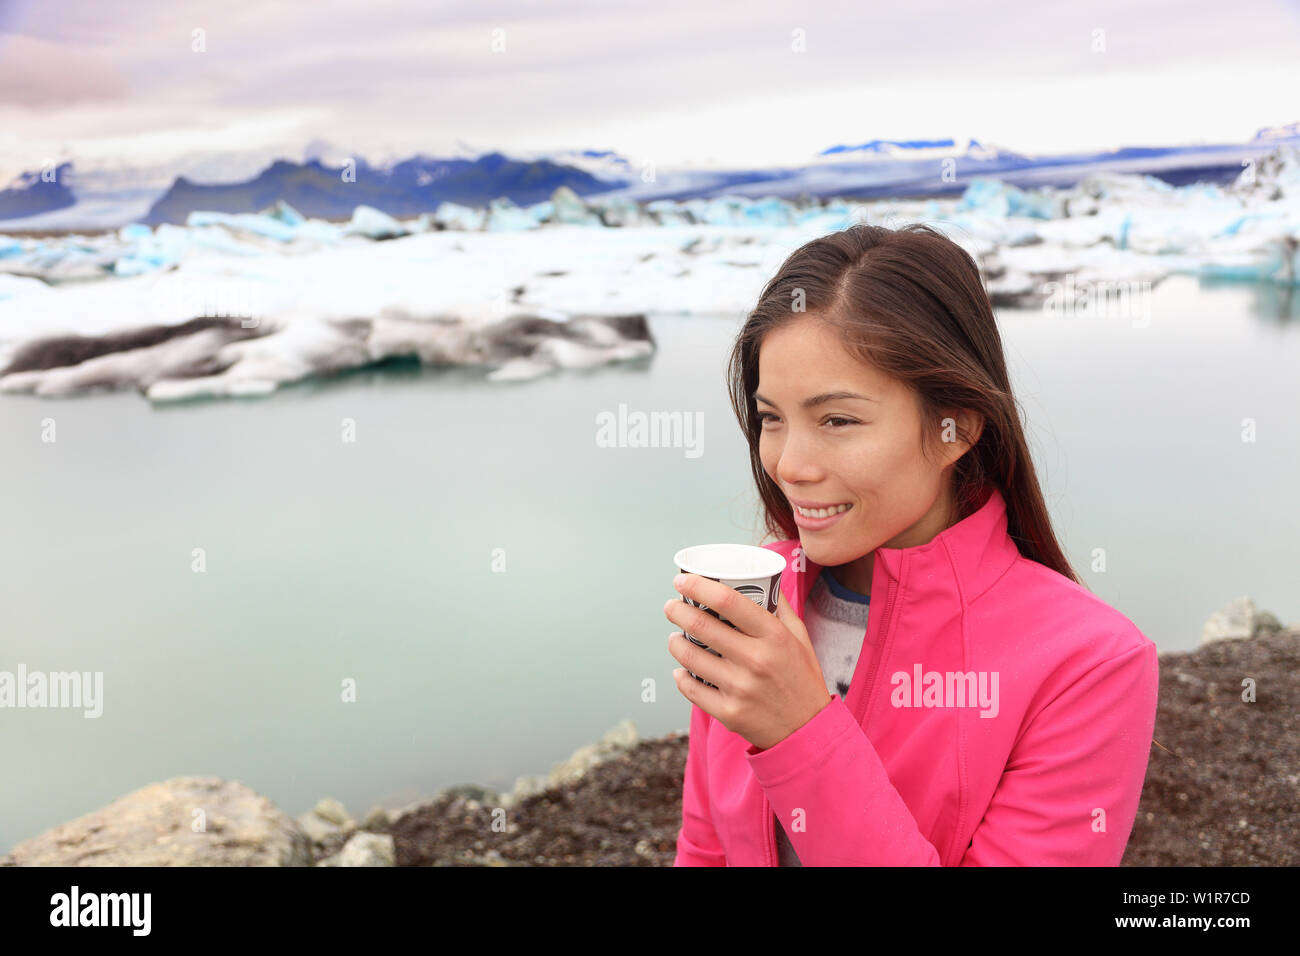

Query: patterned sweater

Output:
[773, 566, 871, 866]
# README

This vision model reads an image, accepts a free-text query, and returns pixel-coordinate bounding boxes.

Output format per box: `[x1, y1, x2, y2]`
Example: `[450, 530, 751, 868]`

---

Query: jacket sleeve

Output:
[744, 639, 1159, 866]
[673, 701, 728, 866]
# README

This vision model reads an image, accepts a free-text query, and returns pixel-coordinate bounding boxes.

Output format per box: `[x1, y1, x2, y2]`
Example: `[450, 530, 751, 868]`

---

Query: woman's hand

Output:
[664, 572, 832, 751]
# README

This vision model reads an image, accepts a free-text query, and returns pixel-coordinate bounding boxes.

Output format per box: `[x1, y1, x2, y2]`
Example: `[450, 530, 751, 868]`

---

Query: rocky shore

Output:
[4, 598, 1295, 867]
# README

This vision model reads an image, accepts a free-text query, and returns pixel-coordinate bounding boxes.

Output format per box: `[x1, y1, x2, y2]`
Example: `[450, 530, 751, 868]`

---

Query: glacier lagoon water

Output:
[1, 274, 1297, 853]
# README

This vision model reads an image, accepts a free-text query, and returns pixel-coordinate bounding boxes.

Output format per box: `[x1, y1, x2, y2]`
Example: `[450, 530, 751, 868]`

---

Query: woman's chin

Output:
[796, 537, 869, 570]
[795, 537, 833, 565]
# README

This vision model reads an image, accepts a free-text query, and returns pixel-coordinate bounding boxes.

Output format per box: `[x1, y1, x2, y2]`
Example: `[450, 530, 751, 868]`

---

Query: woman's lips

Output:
[792, 503, 852, 531]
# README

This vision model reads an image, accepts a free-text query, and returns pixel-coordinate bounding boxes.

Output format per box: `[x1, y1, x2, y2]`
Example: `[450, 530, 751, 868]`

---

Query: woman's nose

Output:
[775, 433, 822, 484]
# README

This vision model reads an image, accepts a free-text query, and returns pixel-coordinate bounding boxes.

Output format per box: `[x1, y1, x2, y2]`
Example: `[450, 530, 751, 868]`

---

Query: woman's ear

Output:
[939, 408, 984, 464]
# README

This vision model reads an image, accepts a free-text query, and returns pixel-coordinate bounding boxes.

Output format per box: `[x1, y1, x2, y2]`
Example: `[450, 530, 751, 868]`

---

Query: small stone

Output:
[312, 797, 353, 827]
[361, 805, 390, 830]
[296, 812, 342, 845]
[1201, 597, 1257, 645]
[440, 783, 499, 804]
[509, 773, 547, 803]
[315, 832, 395, 867]
[388, 799, 431, 824]
[545, 719, 639, 788]
[1253, 611, 1282, 637]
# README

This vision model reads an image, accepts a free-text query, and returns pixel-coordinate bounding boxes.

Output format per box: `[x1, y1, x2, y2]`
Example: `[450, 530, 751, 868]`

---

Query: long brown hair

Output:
[727, 221, 1082, 587]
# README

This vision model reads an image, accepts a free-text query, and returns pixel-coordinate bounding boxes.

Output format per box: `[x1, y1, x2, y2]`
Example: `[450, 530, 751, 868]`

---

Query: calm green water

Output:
[2, 274, 1297, 852]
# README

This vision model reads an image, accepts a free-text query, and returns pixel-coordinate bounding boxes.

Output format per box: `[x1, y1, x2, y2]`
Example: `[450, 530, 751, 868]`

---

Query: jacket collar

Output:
[773, 484, 1020, 617]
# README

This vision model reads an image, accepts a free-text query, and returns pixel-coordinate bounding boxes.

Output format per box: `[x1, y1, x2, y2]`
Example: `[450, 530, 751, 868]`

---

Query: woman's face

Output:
[756, 316, 974, 583]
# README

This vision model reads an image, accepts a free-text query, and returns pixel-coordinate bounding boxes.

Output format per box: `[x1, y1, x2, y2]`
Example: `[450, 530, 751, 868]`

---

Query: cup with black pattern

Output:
[672, 544, 786, 688]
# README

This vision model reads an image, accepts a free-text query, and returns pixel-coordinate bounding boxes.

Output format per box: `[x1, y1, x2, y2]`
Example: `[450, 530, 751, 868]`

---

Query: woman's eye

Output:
[757, 412, 857, 428]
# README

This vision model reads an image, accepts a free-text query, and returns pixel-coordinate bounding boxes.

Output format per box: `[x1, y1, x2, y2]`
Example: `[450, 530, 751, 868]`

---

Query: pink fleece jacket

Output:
[674, 485, 1159, 866]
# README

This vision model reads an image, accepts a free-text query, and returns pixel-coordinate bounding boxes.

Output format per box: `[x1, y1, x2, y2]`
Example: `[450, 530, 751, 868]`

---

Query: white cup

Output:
[672, 543, 786, 688]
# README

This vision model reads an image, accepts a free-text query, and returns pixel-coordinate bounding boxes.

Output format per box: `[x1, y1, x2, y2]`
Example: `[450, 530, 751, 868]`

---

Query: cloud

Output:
[0, 33, 129, 106]
[0, 0, 1297, 171]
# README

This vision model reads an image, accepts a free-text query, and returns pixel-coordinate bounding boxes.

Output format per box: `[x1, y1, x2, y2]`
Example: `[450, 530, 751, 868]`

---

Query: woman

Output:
[664, 222, 1159, 866]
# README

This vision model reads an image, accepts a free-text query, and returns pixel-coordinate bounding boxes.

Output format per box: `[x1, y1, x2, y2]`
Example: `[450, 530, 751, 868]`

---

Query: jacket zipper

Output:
[765, 795, 776, 865]
[854, 573, 900, 725]
[763, 561, 901, 866]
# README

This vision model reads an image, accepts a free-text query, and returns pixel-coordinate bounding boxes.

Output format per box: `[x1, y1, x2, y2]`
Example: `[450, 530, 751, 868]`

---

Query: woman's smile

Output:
[791, 501, 853, 530]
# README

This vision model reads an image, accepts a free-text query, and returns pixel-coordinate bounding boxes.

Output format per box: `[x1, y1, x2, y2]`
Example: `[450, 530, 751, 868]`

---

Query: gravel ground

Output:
[367, 629, 1298, 866]
[1121, 628, 1297, 865]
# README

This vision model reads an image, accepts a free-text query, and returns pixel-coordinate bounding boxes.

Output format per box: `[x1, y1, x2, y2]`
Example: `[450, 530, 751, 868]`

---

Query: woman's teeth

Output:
[795, 503, 851, 518]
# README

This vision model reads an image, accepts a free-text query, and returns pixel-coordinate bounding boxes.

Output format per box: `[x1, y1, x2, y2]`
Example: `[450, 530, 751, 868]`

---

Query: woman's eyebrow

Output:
[753, 390, 877, 408]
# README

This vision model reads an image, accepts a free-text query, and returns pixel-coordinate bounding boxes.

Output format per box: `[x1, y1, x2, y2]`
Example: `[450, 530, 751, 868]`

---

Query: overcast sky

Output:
[1, 0, 1298, 181]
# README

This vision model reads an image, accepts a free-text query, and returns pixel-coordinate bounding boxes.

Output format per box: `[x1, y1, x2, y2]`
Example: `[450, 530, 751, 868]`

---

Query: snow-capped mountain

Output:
[1252, 121, 1300, 142]
[816, 137, 1023, 163]
[4, 123, 1300, 230]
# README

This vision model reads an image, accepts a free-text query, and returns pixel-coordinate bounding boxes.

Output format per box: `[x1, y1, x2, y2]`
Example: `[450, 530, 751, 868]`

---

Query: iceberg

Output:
[3, 141, 1299, 403]
[1, 321, 259, 397]
[484, 197, 539, 232]
[186, 210, 300, 243]
[1187, 236, 1300, 285]
[588, 194, 648, 227]
[343, 205, 407, 240]
[269, 200, 305, 226]
[292, 219, 345, 243]
[956, 178, 1061, 219]
[548, 187, 602, 226]
[645, 199, 692, 226]
[742, 196, 798, 227]
[433, 201, 486, 231]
